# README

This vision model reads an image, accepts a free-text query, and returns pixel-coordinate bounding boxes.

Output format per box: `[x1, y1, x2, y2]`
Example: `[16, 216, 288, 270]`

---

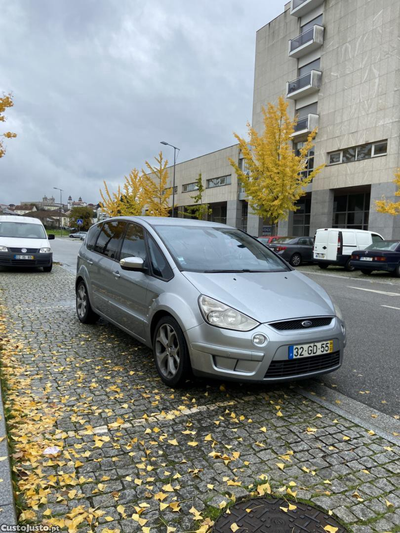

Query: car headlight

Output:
[0, 246, 8, 252]
[199, 295, 259, 331]
[39, 247, 52, 253]
[334, 303, 343, 322]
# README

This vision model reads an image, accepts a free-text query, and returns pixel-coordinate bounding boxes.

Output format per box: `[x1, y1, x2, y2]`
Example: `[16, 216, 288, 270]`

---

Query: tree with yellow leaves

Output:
[0, 93, 17, 158]
[142, 151, 172, 217]
[375, 170, 400, 216]
[229, 96, 324, 227]
[99, 169, 146, 217]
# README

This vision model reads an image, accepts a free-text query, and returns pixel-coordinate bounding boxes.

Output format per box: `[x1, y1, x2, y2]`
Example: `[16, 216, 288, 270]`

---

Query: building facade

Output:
[167, 0, 400, 238]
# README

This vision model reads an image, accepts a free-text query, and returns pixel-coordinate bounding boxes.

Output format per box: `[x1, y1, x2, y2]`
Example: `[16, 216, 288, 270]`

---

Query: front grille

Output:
[10, 260, 48, 266]
[270, 317, 333, 331]
[9, 247, 39, 253]
[265, 351, 340, 379]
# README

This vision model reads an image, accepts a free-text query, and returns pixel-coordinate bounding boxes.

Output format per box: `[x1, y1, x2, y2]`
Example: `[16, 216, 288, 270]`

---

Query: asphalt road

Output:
[50, 237, 400, 417]
[302, 270, 400, 417]
[51, 236, 81, 273]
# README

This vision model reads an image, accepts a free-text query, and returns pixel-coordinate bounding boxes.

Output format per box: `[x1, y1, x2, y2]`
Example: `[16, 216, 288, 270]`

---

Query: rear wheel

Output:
[344, 258, 355, 272]
[361, 269, 372, 275]
[394, 265, 400, 278]
[76, 281, 99, 324]
[153, 316, 191, 388]
[318, 263, 329, 269]
[289, 253, 302, 267]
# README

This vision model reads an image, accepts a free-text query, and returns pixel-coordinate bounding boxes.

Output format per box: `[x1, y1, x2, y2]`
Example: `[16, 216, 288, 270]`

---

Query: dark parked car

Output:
[350, 241, 400, 276]
[269, 237, 315, 267]
[257, 235, 284, 247]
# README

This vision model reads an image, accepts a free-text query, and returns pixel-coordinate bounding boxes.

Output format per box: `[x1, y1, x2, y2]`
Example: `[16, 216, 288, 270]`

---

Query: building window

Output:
[206, 175, 232, 189]
[182, 182, 199, 193]
[162, 186, 178, 196]
[294, 142, 314, 179]
[292, 194, 311, 236]
[328, 140, 388, 165]
[333, 191, 371, 230]
[298, 58, 320, 77]
[301, 14, 323, 33]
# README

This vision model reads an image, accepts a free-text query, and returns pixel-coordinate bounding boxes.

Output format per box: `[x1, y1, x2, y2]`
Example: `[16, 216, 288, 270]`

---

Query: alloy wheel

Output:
[77, 284, 88, 319]
[155, 323, 181, 379]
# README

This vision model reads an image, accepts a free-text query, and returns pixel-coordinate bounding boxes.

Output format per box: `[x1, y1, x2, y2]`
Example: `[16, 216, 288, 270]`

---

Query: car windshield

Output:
[365, 241, 400, 252]
[154, 225, 289, 273]
[0, 221, 46, 239]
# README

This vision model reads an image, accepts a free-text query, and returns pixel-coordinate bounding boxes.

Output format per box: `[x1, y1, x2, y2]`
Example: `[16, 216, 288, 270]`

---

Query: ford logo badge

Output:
[302, 320, 313, 328]
[21, 248, 27, 253]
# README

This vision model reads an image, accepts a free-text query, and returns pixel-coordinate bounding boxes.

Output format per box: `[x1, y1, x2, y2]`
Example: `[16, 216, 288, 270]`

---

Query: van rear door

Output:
[314, 229, 339, 261]
[327, 230, 340, 260]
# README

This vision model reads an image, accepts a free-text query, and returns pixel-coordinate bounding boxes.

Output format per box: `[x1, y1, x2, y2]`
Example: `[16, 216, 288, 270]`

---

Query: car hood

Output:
[182, 270, 335, 323]
[0, 237, 50, 249]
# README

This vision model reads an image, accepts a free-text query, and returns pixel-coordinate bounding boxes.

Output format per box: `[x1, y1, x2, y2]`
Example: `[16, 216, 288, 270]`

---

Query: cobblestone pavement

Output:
[0, 266, 399, 533]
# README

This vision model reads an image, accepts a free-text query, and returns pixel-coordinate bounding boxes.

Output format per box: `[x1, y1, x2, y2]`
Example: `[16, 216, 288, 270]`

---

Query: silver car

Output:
[76, 217, 346, 387]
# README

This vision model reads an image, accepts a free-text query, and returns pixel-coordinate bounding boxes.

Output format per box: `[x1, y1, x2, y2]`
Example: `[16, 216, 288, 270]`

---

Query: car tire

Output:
[318, 263, 329, 269]
[394, 264, 400, 278]
[43, 263, 52, 273]
[76, 281, 99, 324]
[361, 269, 372, 275]
[153, 316, 191, 388]
[344, 258, 355, 272]
[289, 253, 302, 267]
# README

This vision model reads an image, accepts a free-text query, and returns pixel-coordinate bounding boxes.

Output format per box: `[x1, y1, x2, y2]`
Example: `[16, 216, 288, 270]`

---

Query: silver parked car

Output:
[76, 217, 346, 387]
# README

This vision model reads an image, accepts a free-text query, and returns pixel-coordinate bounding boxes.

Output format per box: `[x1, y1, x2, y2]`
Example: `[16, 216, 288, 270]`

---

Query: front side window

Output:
[0, 222, 46, 239]
[94, 220, 126, 259]
[372, 234, 384, 243]
[154, 225, 289, 273]
[120, 223, 147, 261]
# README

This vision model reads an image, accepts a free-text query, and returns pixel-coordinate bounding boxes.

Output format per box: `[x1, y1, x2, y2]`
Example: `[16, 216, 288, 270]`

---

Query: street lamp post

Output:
[160, 141, 180, 218]
[53, 187, 63, 237]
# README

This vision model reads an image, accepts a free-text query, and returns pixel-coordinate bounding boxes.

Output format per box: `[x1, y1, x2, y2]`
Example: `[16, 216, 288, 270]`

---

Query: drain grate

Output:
[213, 497, 348, 532]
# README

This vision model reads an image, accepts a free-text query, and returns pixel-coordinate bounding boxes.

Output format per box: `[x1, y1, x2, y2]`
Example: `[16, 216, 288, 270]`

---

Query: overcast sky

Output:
[0, 0, 283, 205]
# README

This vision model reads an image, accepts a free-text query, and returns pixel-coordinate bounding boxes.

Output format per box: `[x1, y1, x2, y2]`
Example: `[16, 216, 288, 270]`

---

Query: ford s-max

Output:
[76, 217, 346, 387]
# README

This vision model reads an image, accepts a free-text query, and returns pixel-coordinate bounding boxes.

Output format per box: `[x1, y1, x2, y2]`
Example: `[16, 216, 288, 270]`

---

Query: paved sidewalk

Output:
[0, 267, 399, 532]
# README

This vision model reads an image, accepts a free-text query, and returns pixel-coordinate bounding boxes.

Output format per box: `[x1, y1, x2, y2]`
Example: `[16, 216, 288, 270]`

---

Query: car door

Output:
[298, 237, 313, 262]
[106, 222, 150, 341]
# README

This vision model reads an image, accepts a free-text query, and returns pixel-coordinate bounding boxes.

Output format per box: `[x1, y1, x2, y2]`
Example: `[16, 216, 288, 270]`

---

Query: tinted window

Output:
[120, 223, 147, 261]
[155, 225, 289, 273]
[148, 236, 173, 280]
[86, 224, 102, 251]
[94, 220, 126, 259]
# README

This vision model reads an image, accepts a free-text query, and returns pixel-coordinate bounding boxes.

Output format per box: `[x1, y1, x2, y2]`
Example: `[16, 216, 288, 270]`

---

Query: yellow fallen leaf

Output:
[188, 441, 198, 447]
[276, 463, 285, 470]
[280, 506, 288, 513]
[288, 503, 297, 511]
[168, 439, 179, 446]
[324, 526, 338, 533]
[260, 427, 267, 433]
[386, 500, 394, 508]
[230, 524, 239, 532]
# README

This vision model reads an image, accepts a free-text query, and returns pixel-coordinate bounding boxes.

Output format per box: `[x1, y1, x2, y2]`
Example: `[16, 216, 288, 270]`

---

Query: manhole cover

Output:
[213, 497, 348, 532]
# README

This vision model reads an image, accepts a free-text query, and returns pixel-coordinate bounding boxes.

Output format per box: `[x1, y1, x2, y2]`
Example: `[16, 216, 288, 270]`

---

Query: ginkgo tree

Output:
[0, 93, 17, 158]
[229, 96, 324, 229]
[375, 170, 400, 216]
[100, 169, 147, 217]
[142, 151, 172, 217]
[185, 173, 212, 220]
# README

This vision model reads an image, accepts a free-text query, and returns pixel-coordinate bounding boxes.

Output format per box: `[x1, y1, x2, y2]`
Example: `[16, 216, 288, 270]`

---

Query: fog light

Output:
[253, 334, 267, 346]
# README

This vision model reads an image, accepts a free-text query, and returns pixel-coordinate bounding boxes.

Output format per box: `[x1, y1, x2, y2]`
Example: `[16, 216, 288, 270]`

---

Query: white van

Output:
[0, 215, 54, 272]
[313, 228, 383, 271]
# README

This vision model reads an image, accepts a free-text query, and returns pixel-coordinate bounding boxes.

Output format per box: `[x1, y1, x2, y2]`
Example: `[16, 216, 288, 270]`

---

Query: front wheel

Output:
[344, 258, 355, 272]
[76, 281, 99, 324]
[153, 316, 191, 388]
[43, 262, 52, 273]
[289, 253, 302, 267]
[318, 263, 329, 269]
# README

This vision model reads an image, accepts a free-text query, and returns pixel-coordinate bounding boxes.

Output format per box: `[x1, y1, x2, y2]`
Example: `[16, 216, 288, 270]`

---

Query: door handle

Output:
[113, 271, 121, 278]
[322, 246, 327, 250]
[87, 259, 93, 265]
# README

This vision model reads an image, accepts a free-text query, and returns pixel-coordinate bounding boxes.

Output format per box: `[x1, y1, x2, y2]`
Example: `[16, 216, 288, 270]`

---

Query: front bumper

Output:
[0, 252, 53, 268]
[186, 317, 345, 383]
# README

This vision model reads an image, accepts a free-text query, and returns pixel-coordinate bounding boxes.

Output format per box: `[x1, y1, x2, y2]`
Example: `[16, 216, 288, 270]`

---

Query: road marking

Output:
[381, 305, 400, 311]
[348, 286, 400, 297]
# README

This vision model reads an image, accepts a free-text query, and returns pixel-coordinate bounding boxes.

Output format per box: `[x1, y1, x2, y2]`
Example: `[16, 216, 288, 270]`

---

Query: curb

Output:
[0, 382, 17, 526]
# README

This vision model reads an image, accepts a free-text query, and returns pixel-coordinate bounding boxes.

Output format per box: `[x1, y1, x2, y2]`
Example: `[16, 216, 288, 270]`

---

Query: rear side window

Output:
[120, 223, 147, 261]
[148, 235, 173, 281]
[372, 234, 383, 243]
[94, 220, 126, 259]
[86, 224, 103, 251]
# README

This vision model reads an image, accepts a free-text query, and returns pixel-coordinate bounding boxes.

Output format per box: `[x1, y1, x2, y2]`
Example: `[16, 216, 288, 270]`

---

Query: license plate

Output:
[289, 340, 333, 360]
[360, 257, 373, 261]
[315, 253, 325, 258]
[14, 255, 34, 260]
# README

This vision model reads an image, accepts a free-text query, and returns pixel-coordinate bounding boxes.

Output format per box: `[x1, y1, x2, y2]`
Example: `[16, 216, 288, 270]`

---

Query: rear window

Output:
[365, 241, 400, 252]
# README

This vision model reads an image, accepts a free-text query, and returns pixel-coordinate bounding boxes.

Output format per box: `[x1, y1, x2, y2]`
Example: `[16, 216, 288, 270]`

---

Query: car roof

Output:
[103, 216, 233, 229]
[0, 215, 43, 225]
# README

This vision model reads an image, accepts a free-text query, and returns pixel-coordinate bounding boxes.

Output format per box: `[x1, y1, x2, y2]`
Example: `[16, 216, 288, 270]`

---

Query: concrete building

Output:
[164, 0, 400, 238]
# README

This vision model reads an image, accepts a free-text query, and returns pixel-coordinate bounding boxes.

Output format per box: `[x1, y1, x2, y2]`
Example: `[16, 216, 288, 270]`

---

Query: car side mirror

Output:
[48, 234, 55, 240]
[120, 256, 144, 271]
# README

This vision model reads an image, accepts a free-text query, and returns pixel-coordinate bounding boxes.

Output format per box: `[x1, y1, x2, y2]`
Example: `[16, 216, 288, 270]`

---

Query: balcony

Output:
[287, 70, 322, 100]
[292, 114, 319, 139]
[289, 25, 324, 59]
[291, 0, 325, 17]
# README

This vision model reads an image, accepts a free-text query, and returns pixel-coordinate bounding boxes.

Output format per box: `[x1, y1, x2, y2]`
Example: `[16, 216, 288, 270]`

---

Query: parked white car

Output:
[0, 215, 54, 272]
[314, 228, 383, 271]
